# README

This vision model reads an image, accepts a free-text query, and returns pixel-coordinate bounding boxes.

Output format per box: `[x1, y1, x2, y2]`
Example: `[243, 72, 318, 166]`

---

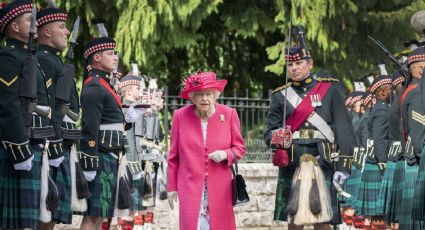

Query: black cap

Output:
[120, 74, 142, 88]
[83, 37, 116, 60]
[284, 46, 311, 62]
[391, 70, 405, 87]
[370, 75, 392, 93]
[0, 0, 32, 34]
[407, 46, 425, 66]
[36, 7, 67, 28]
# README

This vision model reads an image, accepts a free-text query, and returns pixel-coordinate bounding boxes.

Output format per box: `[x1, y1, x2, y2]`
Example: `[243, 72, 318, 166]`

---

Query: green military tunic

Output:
[0, 38, 52, 229]
[80, 68, 125, 217]
[399, 79, 424, 228]
[36, 44, 78, 224]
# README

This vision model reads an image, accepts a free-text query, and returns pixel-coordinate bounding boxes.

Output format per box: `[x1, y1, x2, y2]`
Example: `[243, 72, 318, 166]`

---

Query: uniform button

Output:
[305, 122, 310, 127]
[205, 172, 209, 176]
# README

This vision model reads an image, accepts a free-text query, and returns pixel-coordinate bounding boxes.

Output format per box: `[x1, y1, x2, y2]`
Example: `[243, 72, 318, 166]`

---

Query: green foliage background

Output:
[47, 0, 425, 96]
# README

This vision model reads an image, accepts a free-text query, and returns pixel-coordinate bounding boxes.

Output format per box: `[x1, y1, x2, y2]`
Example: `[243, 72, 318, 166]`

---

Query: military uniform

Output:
[264, 47, 353, 225]
[378, 72, 405, 224]
[407, 47, 425, 226]
[35, 7, 81, 224]
[340, 92, 364, 209]
[358, 76, 392, 217]
[0, 1, 55, 229]
[352, 94, 372, 214]
[80, 36, 125, 217]
[119, 75, 147, 212]
[399, 77, 424, 228]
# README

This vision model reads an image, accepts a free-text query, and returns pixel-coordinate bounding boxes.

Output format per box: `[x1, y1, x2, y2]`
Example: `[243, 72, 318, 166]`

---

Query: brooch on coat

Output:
[220, 114, 225, 122]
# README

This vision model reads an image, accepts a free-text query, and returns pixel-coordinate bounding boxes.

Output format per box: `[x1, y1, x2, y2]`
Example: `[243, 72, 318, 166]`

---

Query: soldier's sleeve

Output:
[360, 118, 369, 147]
[37, 55, 58, 109]
[263, 92, 285, 147]
[0, 53, 33, 164]
[330, 86, 354, 172]
[371, 104, 390, 163]
[80, 83, 104, 171]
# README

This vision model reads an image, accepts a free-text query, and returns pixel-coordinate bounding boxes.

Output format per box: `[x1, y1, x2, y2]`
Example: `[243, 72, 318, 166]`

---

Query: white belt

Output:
[391, 141, 401, 146]
[31, 105, 51, 115]
[63, 114, 76, 124]
[99, 123, 124, 132]
[292, 130, 326, 139]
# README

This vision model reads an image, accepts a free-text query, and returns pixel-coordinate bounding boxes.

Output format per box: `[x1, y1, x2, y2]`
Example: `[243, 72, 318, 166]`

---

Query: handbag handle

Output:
[231, 149, 238, 176]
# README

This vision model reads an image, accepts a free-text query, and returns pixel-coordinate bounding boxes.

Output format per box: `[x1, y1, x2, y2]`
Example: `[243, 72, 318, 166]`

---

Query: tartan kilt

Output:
[377, 161, 396, 221]
[0, 144, 42, 229]
[85, 151, 118, 218]
[390, 159, 405, 222]
[357, 163, 382, 216]
[51, 147, 72, 224]
[340, 166, 361, 208]
[132, 177, 144, 211]
[413, 148, 425, 221]
[400, 164, 422, 229]
[273, 162, 340, 224]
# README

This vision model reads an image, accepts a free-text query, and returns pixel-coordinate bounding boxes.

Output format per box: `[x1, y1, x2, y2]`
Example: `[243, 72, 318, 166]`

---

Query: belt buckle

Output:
[299, 129, 313, 139]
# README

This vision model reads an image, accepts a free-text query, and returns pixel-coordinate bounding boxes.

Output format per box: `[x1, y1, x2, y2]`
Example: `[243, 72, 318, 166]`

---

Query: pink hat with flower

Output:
[179, 72, 227, 99]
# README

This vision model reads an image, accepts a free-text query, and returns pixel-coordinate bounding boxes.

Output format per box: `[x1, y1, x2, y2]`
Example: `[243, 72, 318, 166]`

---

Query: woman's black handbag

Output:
[231, 150, 250, 206]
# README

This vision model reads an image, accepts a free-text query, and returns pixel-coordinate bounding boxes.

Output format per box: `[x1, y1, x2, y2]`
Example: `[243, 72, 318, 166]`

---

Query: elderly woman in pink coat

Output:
[167, 71, 246, 230]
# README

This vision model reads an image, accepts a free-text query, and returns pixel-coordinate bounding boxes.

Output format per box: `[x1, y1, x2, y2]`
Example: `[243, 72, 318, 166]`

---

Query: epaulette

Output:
[272, 82, 292, 93]
[316, 77, 339, 83]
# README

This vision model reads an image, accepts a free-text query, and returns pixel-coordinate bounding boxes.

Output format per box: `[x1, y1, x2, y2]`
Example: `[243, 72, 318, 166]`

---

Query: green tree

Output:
[49, 0, 424, 95]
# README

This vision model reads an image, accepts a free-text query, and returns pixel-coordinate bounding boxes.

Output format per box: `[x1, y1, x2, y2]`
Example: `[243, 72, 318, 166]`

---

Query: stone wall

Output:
[55, 163, 287, 229]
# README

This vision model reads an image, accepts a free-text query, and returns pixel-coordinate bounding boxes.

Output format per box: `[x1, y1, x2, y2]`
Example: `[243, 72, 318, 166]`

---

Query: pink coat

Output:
[167, 104, 246, 230]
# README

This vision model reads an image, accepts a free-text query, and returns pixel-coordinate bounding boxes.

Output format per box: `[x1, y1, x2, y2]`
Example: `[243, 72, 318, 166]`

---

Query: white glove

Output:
[208, 150, 227, 163]
[133, 171, 144, 180]
[14, 155, 34, 171]
[48, 156, 64, 167]
[332, 171, 350, 185]
[83, 170, 97, 182]
[168, 191, 178, 210]
[125, 103, 145, 123]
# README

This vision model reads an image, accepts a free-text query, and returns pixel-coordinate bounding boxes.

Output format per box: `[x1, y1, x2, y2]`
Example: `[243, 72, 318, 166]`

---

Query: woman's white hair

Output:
[188, 88, 221, 100]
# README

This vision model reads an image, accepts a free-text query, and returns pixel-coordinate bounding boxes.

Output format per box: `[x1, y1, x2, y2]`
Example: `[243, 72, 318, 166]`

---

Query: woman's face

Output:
[190, 89, 217, 113]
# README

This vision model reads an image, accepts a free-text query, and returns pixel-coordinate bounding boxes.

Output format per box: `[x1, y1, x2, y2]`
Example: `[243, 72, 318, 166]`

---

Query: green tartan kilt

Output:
[390, 160, 405, 222]
[51, 147, 72, 224]
[377, 161, 396, 221]
[273, 162, 340, 224]
[340, 165, 362, 208]
[0, 144, 42, 229]
[357, 163, 382, 216]
[132, 177, 144, 211]
[85, 151, 118, 218]
[400, 164, 423, 228]
[413, 148, 425, 221]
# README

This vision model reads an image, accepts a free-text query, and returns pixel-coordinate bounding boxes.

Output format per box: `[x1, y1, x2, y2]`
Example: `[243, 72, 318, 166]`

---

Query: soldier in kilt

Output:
[0, 1, 59, 229]
[358, 75, 392, 229]
[352, 92, 374, 216]
[79, 35, 125, 229]
[404, 47, 425, 227]
[117, 72, 147, 229]
[264, 45, 354, 229]
[35, 5, 83, 229]
[378, 70, 405, 228]
[340, 91, 364, 225]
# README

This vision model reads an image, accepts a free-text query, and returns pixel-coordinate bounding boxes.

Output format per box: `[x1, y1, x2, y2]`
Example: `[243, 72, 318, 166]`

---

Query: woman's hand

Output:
[168, 191, 178, 210]
[208, 150, 227, 162]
